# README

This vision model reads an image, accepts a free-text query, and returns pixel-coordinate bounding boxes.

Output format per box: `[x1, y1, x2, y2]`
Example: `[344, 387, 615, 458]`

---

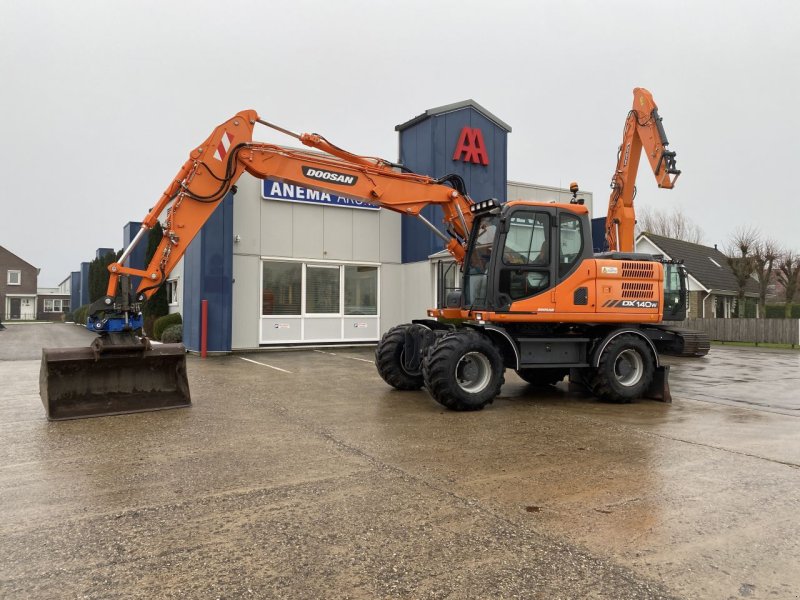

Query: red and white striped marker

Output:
[213, 131, 234, 161]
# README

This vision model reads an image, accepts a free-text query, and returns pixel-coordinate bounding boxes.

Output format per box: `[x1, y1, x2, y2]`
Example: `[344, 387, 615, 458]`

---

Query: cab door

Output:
[495, 208, 557, 312]
[555, 208, 596, 314]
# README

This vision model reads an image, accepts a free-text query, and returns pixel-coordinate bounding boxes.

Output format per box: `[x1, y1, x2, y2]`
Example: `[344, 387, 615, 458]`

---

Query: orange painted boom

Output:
[605, 88, 681, 253]
[107, 110, 474, 299]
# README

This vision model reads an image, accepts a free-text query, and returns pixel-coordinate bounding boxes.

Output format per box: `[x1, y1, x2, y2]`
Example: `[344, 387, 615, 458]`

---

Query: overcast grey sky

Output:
[1, 0, 798, 286]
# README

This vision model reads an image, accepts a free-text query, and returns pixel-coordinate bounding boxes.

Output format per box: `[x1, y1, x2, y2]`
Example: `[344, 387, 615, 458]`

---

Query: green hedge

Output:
[73, 304, 90, 326]
[765, 304, 800, 318]
[161, 324, 183, 343]
[154, 313, 182, 341]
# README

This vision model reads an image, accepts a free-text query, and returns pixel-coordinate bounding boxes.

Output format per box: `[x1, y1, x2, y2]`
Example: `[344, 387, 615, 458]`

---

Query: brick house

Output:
[37, 275, 72, 322]
[0, 245, 39, 321]
[636, 233, 760, 318]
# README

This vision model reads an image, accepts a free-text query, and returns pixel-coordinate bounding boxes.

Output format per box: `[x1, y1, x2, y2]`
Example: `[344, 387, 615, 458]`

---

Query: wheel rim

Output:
[455, 352, 492, 394]
[614, 349, 644, 387]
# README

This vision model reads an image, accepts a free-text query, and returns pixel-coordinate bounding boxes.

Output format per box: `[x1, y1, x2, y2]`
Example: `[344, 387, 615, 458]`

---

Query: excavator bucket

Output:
[40, 337, 191, 421]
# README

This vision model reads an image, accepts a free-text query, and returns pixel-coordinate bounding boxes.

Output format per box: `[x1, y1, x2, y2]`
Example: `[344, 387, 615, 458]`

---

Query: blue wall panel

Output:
[182, 193, 234, 353]
[70, 272, 81, 317]
[79, 262, 90, 306]
[399, 104, 508, 263]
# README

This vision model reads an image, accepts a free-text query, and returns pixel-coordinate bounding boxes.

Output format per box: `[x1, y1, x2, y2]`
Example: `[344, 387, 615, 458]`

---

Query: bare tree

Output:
[725, 227, 758, 318]
[777, 251, 800, 317]
[752, 238, 781, 317]
[637, 206, 704, 243]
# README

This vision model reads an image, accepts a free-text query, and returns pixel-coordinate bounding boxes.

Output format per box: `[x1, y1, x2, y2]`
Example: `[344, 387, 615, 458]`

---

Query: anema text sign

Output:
[261, 179, 380, 210]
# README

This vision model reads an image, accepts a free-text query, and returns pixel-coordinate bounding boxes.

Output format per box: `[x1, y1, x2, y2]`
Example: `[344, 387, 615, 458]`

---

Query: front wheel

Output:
[422, 329, 505, 411]
[375, 324, 430, 390]
[590, 334, 655, 403]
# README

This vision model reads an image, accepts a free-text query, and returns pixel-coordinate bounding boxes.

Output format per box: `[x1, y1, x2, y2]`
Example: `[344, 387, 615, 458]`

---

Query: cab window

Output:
[498, 211, 551, 301]
[558, 213, 583, 278]
[503, 212, 549, 266]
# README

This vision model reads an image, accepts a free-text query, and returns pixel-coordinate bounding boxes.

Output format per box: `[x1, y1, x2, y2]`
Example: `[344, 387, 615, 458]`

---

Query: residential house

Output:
[0, 245, 39, 321]
[636, 233, 760, 318]
[37, 275, 72, 322]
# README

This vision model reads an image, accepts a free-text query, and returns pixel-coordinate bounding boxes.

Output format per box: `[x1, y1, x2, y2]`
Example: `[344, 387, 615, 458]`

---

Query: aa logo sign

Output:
[452, 127, 489, 166]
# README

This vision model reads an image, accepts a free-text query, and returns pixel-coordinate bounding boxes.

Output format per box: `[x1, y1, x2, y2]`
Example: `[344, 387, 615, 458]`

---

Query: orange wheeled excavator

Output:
[40, 87, 708, 419]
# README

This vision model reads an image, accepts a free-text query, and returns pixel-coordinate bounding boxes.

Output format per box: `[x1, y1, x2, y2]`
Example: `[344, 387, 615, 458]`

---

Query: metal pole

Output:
[119, 225, 149, 266]
[416, 213, 450, 243]
[201, 299, 208, 358]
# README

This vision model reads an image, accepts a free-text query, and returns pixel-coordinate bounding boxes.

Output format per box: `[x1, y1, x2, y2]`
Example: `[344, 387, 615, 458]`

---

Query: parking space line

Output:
[238, 356, 293, 373]
[314, 349, 374, 364]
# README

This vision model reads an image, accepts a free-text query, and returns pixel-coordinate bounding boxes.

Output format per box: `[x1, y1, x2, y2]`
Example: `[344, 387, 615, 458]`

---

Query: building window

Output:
[345, 266, 378, 315]
[166, 280, 178, 305]
[44, 299, 69, 313]
[306, 265, 340, 314]
[262, 262, 302, 315]
[7, 270, 21, 285]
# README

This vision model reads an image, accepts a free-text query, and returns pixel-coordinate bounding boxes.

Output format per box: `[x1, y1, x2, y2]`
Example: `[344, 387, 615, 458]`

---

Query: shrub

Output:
[72, 304, 90, 326]
[161, 324, 183, 343]
[765, 304, 800, 318]
[154, 312, 182, 341]
[65, 312, 75, 323]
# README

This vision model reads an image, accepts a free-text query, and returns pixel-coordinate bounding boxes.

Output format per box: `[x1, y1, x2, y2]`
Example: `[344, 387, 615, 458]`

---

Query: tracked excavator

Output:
[40, 87, 708, 419]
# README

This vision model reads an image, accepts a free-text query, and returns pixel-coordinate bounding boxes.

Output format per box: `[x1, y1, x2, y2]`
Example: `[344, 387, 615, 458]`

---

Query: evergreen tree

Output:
[88, 249, 121, 303]
[143, 222, 169, 320]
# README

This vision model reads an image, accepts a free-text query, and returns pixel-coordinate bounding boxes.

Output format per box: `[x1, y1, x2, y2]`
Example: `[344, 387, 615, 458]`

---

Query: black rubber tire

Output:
[515, 368, 568, 386]
[422, 329, 505, 411]
[590, 334, 655, 403]
[375, 324, 425, 390]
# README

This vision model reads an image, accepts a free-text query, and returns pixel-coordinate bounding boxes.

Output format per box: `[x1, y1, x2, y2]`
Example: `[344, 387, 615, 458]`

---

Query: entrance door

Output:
[21, 298, 34, 320]
[9, 298, 21, 319]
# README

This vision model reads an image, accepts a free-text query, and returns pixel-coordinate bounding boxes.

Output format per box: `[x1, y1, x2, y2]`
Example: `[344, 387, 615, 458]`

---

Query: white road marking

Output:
[314, 349, 374, 364]
[238, 356, 293, 373]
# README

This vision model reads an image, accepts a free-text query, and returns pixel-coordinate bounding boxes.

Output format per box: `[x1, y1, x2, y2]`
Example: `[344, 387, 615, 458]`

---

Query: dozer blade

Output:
[40, 343, 191, 421]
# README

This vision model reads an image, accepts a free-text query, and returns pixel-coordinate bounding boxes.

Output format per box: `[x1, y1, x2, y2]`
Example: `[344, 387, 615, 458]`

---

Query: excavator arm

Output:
[106, 110, 474, 309]
[605, 88, 681, 253]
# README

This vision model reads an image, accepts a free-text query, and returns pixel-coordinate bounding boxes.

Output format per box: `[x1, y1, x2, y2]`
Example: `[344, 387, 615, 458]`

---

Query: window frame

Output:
[166, 279, 179, 306]
[7, 270, 21, 285]
[497, 210, 553, 302]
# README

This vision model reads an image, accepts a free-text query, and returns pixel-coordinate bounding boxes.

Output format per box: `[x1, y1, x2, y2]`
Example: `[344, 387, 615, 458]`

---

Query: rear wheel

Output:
[422, 329, 504, 411]
[375, 324, 429, 390]
[515, 368, 568, 387]
[590, 334, 655, 403]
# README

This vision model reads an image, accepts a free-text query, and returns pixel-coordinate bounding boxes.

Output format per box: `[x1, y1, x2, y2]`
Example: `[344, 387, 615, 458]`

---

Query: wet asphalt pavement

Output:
[1, 323, 799, 599]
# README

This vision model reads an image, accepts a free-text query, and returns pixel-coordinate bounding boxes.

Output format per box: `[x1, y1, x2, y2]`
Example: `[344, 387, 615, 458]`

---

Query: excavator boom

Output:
[40, 111, 477, 420]
[605, 88, 681, 253]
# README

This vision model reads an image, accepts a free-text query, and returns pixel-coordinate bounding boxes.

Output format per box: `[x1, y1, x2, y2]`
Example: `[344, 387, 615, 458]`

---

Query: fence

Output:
[678, 318, 800, 346]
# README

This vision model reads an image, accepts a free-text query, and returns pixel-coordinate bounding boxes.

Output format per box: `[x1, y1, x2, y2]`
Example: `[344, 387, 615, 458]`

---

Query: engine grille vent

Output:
[622, 262, 655, 279]
[621, 282, 655, 298]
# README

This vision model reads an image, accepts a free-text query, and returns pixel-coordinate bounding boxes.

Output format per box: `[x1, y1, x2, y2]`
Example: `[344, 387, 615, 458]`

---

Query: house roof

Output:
[0, 244, 38, 271]
[395, 99, 512, 133]
[638, 233, 759, 295]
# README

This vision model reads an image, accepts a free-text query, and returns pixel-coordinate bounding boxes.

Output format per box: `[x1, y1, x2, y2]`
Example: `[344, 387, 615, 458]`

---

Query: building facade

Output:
[1, 245, 39, 321]
[636, 233, 760, 317]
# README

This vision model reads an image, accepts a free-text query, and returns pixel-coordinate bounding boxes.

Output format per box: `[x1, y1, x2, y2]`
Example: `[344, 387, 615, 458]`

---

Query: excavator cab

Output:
[462, 201, 593, 312]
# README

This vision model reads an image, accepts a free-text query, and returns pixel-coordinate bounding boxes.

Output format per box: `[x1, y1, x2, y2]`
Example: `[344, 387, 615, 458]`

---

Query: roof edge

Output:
[396, 99, 512, 133]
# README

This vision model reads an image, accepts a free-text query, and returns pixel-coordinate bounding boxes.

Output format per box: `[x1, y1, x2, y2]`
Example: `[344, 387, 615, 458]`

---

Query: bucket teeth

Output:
[39, 343, 191, 421]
